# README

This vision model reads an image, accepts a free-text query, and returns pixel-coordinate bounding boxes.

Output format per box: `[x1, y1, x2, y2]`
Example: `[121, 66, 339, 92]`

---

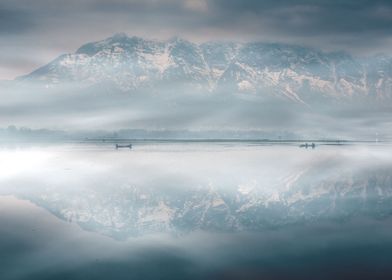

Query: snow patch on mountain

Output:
[18, 33, 392, 103]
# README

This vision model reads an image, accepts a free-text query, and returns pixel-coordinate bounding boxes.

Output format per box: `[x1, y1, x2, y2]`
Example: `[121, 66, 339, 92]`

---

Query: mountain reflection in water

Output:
[1, 143, 392, 279]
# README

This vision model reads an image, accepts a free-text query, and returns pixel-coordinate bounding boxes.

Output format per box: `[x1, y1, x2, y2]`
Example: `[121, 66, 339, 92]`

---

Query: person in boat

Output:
[115, 144, 132, 149]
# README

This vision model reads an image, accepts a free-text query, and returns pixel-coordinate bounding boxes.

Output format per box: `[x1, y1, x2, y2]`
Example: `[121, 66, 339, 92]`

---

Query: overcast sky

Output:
[0, 0, 392, 79]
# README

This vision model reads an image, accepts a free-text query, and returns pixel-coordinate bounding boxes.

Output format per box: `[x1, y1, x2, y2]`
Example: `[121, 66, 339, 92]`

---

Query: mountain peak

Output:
[168, 36, 191, 45]
[105, 33, 144, 45]
[111, 32, 129, 40]
[76, 33, 144, 55]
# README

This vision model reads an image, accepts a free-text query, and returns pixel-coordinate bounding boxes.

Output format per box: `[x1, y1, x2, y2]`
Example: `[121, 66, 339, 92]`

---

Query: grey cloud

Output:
[0, 7, 34, 34]
[3, 0, 392, 40]
[206, 0, 392, 49]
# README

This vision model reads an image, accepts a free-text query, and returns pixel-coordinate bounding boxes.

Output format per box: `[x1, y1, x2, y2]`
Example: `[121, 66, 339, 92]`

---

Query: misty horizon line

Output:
[0, 125, 389, 143]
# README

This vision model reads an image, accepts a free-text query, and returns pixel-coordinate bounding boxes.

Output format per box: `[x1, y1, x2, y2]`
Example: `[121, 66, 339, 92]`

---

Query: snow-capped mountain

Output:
[19, 33, 392, 103]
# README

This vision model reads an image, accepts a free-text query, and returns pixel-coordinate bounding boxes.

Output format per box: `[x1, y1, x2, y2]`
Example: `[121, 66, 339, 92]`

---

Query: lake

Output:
[1, 142, 392, 279]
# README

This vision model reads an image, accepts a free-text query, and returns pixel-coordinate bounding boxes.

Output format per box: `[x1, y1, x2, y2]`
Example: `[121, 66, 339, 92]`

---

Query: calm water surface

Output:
[1, 142, 392, 279]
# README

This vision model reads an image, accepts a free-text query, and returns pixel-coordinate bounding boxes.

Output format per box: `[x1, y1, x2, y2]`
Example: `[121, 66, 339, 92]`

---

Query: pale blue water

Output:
[1, 142, 392, 279]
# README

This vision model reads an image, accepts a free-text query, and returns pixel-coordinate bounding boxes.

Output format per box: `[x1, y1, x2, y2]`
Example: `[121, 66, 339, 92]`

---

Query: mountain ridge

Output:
[18, 33, 392, 104]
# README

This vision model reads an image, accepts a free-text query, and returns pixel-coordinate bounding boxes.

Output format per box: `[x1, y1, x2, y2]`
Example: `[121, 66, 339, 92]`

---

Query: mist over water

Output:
[1, 142, 392, 279]
[2, 1, 392, 279]
[1, 80, 392, 140]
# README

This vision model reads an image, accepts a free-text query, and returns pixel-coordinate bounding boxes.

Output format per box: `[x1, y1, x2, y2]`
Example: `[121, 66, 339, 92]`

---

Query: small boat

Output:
[115, 144, 132, 149]
[299, 143, 316, 149]
[299, 143, 309, 148]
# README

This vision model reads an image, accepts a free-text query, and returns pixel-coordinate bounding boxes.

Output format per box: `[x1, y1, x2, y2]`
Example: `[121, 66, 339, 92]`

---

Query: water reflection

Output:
[1, 143, 392, 279]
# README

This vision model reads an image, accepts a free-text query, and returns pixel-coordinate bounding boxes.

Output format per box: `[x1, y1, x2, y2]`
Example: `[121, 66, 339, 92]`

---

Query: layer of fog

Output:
[1, 81, 391, 140]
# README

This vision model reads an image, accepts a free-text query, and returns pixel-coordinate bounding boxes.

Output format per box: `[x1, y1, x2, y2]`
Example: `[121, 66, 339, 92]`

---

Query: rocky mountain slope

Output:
[19, 33, 392, 104]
